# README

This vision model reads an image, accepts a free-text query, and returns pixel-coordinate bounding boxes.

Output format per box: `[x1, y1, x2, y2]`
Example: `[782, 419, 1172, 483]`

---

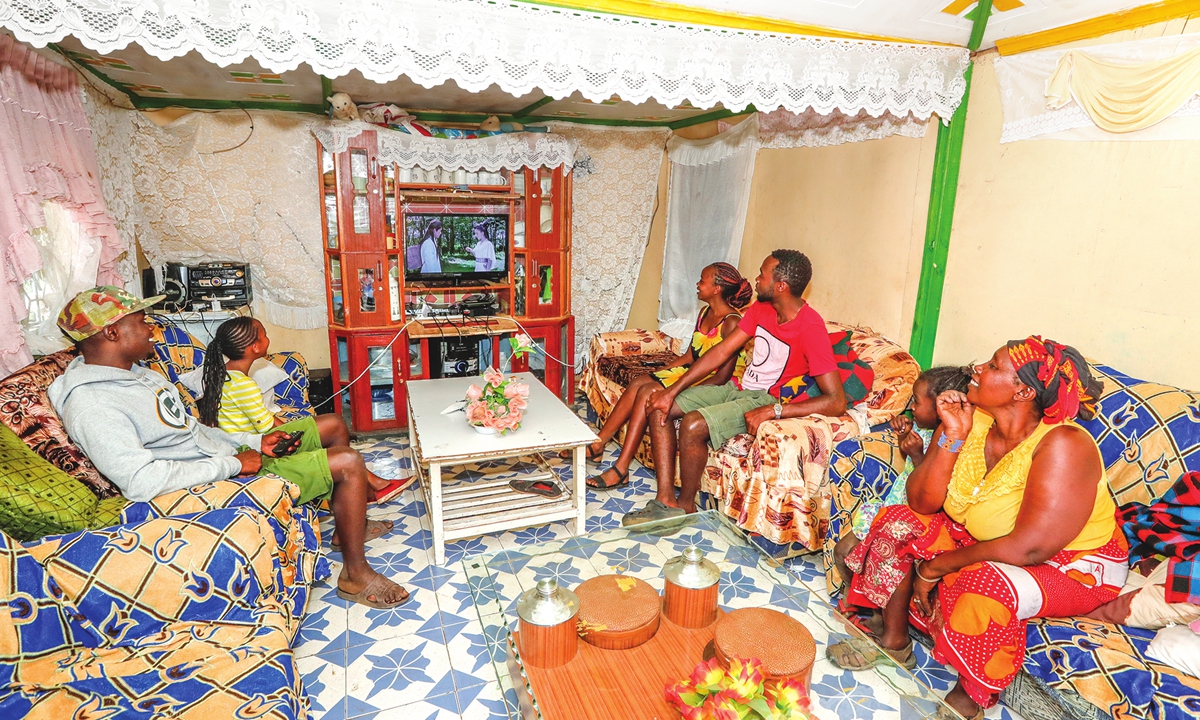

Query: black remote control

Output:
[271, 431, 303, 456]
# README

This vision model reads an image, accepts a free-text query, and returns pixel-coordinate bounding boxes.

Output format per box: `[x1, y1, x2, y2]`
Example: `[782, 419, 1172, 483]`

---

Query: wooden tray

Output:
[513, 610, 724, 720]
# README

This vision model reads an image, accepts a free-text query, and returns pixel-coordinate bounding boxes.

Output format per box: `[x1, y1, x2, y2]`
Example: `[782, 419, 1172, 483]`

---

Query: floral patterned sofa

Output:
[0, 318, 327, 718]
[581, 323, 920, 557]
[826, 363, 1200, 720]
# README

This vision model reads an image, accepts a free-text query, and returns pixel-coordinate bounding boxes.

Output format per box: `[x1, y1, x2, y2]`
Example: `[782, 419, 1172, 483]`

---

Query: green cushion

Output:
[0, 423, 124, 542]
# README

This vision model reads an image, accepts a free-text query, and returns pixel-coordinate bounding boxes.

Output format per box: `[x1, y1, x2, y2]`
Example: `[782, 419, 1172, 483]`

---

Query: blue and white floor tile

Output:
[294, 411, 1027, 719]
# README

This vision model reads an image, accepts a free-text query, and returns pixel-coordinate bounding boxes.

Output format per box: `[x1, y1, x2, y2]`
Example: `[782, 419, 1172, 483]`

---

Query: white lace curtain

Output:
[546, 123, 670, 363]
[658, 116, 759, 340]
[0, 34, 125, 375]
[2, 0, 969, 120]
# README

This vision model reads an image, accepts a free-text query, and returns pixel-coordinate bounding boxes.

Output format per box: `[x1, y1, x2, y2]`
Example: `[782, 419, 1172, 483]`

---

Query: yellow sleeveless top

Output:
[944, 411, 1116, 550]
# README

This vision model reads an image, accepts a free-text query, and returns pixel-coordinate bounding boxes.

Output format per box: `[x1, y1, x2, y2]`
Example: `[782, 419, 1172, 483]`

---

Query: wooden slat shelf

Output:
[405, 317, 519, 338]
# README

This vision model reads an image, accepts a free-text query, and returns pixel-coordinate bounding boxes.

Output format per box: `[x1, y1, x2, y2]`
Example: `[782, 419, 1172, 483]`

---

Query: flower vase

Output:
[472, 424, 496, 435]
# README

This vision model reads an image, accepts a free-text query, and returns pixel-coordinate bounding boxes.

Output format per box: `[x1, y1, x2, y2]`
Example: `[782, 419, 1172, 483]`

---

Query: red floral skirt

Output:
[844, 505, 1129, 708]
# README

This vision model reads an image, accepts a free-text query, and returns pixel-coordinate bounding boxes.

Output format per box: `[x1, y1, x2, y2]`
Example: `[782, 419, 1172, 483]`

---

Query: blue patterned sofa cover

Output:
[0, 475, 330, 719]
[825, 364, 1200, 720]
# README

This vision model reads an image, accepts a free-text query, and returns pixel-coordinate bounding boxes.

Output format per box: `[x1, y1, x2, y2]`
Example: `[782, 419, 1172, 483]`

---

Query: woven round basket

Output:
[575, 575, 661, 650]
[714, 607, 815, 687]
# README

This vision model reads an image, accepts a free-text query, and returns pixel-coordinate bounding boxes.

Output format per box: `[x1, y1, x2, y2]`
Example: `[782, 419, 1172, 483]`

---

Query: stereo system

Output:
[142, 262, 252, 312]
[429, 340, 481, 379]
[406, 293, 498, 320]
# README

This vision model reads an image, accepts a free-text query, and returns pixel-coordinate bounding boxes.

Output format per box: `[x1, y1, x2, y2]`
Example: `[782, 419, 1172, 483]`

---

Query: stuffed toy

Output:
[479, 114, 548, 133]
[360, 102, 413, 125]
[327, 92, 360, 121]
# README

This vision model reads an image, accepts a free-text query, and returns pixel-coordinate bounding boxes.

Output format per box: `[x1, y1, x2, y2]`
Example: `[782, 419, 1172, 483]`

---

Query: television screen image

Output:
[404, 213, 508, 280]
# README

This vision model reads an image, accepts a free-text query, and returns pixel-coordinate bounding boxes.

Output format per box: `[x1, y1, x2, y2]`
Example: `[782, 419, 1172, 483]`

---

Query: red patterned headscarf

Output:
[1006, 336, 1102, 424]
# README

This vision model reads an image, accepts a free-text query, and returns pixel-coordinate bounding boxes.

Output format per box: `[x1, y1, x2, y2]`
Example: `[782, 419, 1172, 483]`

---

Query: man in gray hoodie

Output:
[49, 287, 409, 608]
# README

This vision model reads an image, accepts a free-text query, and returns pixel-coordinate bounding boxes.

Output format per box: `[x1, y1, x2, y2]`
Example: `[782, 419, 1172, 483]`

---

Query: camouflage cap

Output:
[57, 286, 165, 341]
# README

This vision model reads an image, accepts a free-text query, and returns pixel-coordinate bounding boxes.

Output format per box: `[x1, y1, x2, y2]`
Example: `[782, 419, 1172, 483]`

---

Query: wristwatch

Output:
[773, 402, 783, 419]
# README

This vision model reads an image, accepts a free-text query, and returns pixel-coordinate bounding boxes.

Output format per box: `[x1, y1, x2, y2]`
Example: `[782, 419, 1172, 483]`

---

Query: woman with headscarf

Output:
[827, 337, 1127, 720]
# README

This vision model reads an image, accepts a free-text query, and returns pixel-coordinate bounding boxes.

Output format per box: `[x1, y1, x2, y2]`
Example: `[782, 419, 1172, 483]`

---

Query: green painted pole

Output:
[908, 0, 993, 368]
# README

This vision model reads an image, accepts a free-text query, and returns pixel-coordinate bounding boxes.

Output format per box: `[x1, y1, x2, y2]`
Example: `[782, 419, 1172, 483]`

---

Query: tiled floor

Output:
[296, 405, 1029, 720]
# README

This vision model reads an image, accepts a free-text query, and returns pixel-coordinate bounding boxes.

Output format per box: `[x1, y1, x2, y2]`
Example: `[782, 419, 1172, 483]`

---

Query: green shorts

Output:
[260, 416, 332, 504]
[674, 382, 776, 449]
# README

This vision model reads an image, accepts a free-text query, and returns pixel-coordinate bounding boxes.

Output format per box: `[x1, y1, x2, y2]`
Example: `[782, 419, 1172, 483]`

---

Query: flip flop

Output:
[371, 476, 414, 505]
[586, 466, 629, 490]
[826, 636, 917, 671]
[621, 499, 686, 527]
[330, 518, 393, 552]
[509, 478, 563, 498]
[336, 574, 410, 609]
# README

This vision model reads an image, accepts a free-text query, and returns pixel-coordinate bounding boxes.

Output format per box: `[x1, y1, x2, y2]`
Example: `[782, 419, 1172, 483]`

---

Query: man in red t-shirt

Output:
[624, 249, 847, 526]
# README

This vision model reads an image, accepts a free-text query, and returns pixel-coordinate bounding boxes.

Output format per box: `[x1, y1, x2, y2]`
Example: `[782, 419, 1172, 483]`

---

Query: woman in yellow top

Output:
[197, 316, 412, 608]
[830, 336, 1128, 720]
[587, 263, 752, 490]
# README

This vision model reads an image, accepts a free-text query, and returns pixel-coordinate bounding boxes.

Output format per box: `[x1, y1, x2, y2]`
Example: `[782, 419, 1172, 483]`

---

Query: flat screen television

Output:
[404, 213, 508, 282]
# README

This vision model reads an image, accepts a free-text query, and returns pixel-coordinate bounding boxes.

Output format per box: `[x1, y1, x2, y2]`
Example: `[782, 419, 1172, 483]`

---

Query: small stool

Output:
[575, 575, 661, 650]
[714, 608, 815, 688]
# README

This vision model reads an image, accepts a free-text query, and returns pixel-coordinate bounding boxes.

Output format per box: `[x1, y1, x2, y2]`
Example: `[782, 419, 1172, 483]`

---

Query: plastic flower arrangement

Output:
[665, 658, 813, 720]
[464, 334, 535, 435]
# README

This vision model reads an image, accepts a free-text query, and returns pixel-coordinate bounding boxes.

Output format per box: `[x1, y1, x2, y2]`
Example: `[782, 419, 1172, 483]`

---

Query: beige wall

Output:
[738, 130, 937, 343]
[627, 117, 938, 345]
[261, 321, 330, 369]
[933, 48, 1200, 389]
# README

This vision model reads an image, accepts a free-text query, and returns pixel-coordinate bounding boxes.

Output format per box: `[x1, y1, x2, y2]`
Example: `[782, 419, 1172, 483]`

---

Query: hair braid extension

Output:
[198, 316, 259, 427]
[709, 262, 753, 309]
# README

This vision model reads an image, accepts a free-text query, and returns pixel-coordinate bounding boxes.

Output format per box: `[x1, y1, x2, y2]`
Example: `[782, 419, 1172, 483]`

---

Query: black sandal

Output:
[586, 466, 629, 490]
[559, 444, 605, 463]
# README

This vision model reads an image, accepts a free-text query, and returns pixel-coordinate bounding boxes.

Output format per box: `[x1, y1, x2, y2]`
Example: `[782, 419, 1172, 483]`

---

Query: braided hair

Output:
[198, 316, 260, 427]
[709, 262, 753, 310]
[919, 365, 973, 398]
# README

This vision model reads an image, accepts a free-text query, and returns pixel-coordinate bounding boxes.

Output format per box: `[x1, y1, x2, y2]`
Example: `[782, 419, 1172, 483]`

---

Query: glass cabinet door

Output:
[329, 256, 345, 325]
[366, 342, 396, 421]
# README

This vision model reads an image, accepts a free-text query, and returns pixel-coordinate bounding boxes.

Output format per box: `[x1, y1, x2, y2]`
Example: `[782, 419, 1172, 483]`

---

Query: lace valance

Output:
[311, 121, 581, 173]
[996, 34, 1200, 143]
[2, 0, 968, 119]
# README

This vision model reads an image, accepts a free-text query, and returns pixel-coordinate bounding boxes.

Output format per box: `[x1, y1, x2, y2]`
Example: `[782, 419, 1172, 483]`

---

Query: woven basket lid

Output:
[715, 608, 815, 678]
[575, 575, 660, 633]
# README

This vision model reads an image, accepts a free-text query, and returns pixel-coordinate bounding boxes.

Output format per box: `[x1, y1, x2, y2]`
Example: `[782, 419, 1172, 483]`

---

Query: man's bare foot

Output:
[336, 569, 409, 608]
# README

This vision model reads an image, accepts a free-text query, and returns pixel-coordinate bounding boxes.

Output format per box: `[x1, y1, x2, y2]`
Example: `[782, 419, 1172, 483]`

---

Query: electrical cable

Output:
[310, 319, 417, 411]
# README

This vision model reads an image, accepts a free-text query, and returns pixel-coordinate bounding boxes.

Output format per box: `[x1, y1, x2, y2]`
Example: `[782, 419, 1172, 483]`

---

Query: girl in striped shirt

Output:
[198, 316, 412, 608]
[198, 317, 408, 505]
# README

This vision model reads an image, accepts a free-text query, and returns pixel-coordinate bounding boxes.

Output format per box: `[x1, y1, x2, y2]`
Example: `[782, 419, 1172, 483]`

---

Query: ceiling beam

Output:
[512, 96, 556, 119]
[516, 0, 956, 46]
[996, 0, 1200, 55]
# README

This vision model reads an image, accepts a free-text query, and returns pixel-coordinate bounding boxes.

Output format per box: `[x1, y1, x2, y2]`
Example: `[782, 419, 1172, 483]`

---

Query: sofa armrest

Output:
[588, 329, 683, 363]
[19, 508, 282, 648]
[266, 350, 311, 413]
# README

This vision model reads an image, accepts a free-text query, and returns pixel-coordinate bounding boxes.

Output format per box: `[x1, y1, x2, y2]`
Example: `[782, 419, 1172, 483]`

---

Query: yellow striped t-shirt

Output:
[217, 371, 276, 434]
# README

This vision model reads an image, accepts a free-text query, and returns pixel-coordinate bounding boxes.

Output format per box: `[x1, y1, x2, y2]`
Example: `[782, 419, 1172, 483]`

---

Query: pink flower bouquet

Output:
[465, 366, 530, 435]
[665, 658, 812, 720]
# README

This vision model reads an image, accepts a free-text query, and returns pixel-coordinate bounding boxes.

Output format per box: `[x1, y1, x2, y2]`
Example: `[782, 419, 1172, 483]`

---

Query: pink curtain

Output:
[0, 34, 124, 376]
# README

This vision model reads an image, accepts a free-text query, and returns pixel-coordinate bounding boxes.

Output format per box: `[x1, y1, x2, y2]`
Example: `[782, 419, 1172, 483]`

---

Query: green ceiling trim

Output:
[133, 96, 326, 113]
[320, 75, 333, 111]
[667, 106, 753, 130]
[512, 96, 556, 119]
[50, 44, 139, 105]
[907, 0, 992, 369]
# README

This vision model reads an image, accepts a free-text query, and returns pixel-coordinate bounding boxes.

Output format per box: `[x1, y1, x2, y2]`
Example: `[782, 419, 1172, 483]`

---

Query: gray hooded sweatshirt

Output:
[48, 356, 263, 502]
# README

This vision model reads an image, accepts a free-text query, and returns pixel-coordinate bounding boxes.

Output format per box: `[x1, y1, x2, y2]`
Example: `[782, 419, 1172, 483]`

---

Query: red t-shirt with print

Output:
[737, 301, 837, 399]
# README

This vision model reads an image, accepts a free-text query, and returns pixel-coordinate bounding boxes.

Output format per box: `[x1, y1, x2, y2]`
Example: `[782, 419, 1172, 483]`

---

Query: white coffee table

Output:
[406, 372, 599, 564]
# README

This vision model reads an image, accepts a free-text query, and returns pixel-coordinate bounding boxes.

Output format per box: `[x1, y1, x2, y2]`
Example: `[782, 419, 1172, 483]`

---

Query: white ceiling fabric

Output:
[0, 0, 969, 119]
